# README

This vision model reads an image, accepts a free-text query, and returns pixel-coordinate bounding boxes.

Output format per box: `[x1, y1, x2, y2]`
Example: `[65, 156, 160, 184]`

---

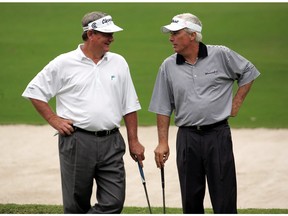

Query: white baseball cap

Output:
[83, 15, 123, 33]
[161, 16, 202, 33]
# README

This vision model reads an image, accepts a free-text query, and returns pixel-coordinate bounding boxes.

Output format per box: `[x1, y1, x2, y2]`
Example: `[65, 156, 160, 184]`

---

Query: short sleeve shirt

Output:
[149, 42, 260, 126]
[22, 44, 141, 131]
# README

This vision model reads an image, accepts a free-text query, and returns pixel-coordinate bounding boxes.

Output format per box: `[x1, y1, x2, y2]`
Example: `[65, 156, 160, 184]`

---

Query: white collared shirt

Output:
[22, 44, 141, 131]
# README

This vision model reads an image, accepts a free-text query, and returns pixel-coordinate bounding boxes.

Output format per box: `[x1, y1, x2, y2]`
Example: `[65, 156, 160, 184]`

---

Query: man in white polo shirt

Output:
[149, 13, 260, 213]
[22, 11, 145, 214]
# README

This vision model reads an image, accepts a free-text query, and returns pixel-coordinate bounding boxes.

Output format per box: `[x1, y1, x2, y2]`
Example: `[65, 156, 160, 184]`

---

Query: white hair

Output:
[175, 13, 203, 42]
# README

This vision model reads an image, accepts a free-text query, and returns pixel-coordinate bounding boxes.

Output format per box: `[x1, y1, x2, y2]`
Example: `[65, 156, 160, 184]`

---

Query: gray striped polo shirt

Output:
[149, 42, 260, 126]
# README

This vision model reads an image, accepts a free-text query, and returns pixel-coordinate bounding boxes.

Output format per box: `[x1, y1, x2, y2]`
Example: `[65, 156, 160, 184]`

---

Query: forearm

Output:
[231, 81, 254, 117]
[157, 114, 170, 146]
[124, 112, 145, 162]
[154, 114, 170, 168]
[30, 98, 57, 123]
[123, 111, 139, 143]
[29, 98, 73, 135]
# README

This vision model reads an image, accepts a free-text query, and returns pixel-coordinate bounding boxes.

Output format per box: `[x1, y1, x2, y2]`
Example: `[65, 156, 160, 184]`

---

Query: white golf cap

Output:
[161, 16, 202, 33]
[83, 15, 123, 33]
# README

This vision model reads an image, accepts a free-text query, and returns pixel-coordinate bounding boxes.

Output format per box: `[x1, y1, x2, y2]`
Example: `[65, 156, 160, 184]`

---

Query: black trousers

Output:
[176, 122, 237, 214]
[58, 130, 126, 214]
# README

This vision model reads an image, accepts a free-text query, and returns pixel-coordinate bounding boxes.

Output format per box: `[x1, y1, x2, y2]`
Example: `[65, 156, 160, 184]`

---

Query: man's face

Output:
[169, 29, 193, 55]
[92, 31, 114, 53]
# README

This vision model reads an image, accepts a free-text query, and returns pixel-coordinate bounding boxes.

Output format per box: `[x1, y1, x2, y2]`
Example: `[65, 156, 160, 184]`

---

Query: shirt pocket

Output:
[193, 69, 219, 96]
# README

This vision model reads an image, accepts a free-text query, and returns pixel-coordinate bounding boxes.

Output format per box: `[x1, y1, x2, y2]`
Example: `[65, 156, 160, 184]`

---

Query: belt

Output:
[180, 119, 228, 131]
[74, 126, 119, 137]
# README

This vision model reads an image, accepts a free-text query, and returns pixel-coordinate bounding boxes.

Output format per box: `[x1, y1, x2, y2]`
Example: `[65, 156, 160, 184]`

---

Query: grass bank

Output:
[1, 204, 288, 214]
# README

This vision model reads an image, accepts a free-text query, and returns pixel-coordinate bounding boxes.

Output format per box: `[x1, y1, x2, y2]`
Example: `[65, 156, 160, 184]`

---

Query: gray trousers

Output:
[176, 123, 237, 214]
[58, 130, 126, 214]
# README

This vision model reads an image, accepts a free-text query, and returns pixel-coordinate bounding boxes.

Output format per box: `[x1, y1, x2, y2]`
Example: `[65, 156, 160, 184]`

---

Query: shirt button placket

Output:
[191, 65, 197, 78]
[93, 64, 100, 84]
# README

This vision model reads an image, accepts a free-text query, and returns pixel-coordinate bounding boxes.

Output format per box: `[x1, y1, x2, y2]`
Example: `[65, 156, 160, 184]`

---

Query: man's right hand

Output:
[154, 143, 170, 169]
[30, 98, 74, 136]
[48, 115, 74, 136]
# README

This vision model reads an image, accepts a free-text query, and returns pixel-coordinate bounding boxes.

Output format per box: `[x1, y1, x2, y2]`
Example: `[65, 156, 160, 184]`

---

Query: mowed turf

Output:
[0, 3, 287, 127]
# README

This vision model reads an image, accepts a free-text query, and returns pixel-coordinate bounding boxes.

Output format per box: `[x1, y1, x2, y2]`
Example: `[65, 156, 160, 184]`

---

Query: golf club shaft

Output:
[137, 161, 152, 214]
[143, 182, 152, 214]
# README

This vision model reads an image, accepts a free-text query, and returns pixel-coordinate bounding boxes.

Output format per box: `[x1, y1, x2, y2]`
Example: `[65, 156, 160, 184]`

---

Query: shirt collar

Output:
[176, 42, 208, 65]
[77, 44, 87, 60]
[76, 44, 109, 62]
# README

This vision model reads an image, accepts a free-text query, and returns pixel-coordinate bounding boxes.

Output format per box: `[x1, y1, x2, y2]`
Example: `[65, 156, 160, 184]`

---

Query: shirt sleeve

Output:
[121, 62, 141, 115]
[148, 64, 174, 116]
[22, 59, 62, 102]
[223, 47, 261, 86]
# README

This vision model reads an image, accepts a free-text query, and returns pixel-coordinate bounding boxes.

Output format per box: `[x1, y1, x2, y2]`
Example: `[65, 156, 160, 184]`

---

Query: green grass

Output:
[1, 204, 288, 214]
[0, 3, 288, 127]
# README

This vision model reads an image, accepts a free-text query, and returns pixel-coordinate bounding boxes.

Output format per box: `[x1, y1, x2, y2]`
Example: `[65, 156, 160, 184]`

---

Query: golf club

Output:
[137, 161, 152, 214]
[161, 166, 166, 214]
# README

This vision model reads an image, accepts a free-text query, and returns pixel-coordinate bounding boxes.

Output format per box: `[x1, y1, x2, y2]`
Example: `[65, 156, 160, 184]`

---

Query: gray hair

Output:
[175, 13, 203, 42]
[81, 11, 108, 41]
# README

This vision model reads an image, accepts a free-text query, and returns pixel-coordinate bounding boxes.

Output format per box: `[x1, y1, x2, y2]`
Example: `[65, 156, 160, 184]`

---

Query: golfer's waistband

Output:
[180, 119, 228, 131]
[73, 126, 119, 137]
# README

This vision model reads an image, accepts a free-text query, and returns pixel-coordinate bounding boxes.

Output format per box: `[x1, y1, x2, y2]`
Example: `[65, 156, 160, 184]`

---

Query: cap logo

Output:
[82, 15, 122, 32]
[82, 15, 123, 33]
[91, 22, 97, 29]
[162, 17, 202, 33]
[102, 17, 112, 24]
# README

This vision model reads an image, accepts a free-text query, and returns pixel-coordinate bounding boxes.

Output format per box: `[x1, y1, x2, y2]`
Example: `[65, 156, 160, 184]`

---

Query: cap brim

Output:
[161, 23, 185, 33]
[94, 24, 123, 33]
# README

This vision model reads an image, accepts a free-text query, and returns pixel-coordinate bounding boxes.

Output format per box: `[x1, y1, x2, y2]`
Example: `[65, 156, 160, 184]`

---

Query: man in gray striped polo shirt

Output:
[149, 13, 260, 214]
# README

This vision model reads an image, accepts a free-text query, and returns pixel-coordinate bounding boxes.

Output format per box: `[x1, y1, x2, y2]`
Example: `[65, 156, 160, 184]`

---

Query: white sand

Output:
[0, 125, 288, 209]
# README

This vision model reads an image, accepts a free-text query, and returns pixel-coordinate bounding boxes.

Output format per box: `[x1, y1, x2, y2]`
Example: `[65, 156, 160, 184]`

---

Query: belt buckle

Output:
[95, 130, 105, 136]
[197, 125, 201, 131]
[96, 130, 111, 137]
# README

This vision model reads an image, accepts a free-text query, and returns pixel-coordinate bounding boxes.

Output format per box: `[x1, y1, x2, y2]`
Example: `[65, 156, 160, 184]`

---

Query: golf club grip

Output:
[137, 161, 146, 183]
[161, 167, 166, 214]
[161, 167, 165, 188]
